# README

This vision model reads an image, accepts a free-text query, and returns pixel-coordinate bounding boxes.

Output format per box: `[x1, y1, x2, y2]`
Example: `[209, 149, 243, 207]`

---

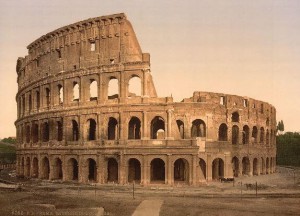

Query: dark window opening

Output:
[242, 157, 250, 175]
[176, 120, 184, 139]
[72, 120, 79, 141]
[128, 117, 141, 139]
[128, 158, 141, 183]
[174, 159, 189, 182]
[212, 158, 224, 180]
[108, 117, 118, 140]
[151, 116, 165, 139]
[231, 112, 239, 122]
[107, 158, 118, 183]
[88, 119, 96, 141]
[25, 125, 31, 143]
[252, 126, 258, 143]
[232, 157, 239, 177]
[260, 127, 265, 143]
[218, 123, 228, 141]
[232, 125, 239, 145]
[191, 119, 206, 138]
[41, 157, 50, 179]
[57, 121, 63, 141]
[88, 159, 97, 181]
[42, 122, 49, 142]
[32, 123, 39, 143]
[242, 125, 250, 144]
[150, 158, 165, 182]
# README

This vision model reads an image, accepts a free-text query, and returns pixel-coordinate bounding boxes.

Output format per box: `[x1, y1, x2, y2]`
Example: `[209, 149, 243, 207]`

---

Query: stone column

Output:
[97, 154, 105, 184]
[142, 69, 150, 97]
[142, 111, 149, 139]
[207, 154, 212, 181]
[191, 155, 198, 185]
[141, 155, 149, 185]
[119, 153, 125, 184]
[167, 109, 174, 139]
[166, 155, 173, 185]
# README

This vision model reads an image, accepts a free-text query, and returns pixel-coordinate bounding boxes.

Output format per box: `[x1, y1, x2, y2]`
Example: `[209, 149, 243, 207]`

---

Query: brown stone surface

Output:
[15, 13, 276, 186]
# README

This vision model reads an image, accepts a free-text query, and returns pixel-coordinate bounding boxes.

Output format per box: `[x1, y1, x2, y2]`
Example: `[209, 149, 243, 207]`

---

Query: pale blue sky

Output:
[0, 0, 300, 138]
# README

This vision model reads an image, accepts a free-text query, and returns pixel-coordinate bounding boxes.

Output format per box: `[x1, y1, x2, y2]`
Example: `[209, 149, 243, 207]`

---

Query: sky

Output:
[0, 0, 300, 138]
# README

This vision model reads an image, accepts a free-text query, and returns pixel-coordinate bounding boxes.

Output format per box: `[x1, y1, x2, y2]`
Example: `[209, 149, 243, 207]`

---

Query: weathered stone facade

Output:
[15, 13, 276, 185]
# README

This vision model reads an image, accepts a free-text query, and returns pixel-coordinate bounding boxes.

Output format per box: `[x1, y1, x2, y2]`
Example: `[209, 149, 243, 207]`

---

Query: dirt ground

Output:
[0, 166, 299, 216]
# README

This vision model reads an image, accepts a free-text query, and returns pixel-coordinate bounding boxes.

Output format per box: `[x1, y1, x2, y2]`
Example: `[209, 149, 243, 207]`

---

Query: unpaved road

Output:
[0, 166, 299, 216]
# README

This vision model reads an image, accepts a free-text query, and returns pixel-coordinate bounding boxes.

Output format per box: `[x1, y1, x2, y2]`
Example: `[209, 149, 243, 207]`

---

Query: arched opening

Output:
[57, 121, 63, 141]
[42, 122, 49, 142]
[20, 158, 25, 177]
[218, 123, 228, 141]
[32, 157, 39, 178]
[199, 159, 206, 180]
[88, 159, 97, 181]
[261, 158, 265, 175]
[107, 158, 118, 183]
[28, 94, 32, 112]
[176, 120, 184, 139]
[174, 158, 189, 183]
[68, 158, 78, 181]
[41, 157, 50, 179]
[253, 158, 259, 176]
[108, 78, 119, 99]
[108, 117, 118, 140]
[212, 158, 224, 180]
[73, 82, 79, 101]
[58, 85, 63, 103]
[26, 125, 31, 143]
[242, 125, 250, 144]
[191, 119, 206, 138]
[46, 88, 51, 107]
[53, 158, 63, 180]
[32, 123, 39, 143]
[242, 157, 250, 175]
[128, 117, 141, 139]
[128, 76, 141, 97]
[150, 158, 165, 183]
[128, 158, 141, 183]
[72, 120, 79, 141]
[90, 80, 98, 101]
[151, 116, 165, 139]
[232, 125, 239, 145]
[25, 157, 30, 177]
[87, 119, 97, 141]
[252, 126, 258, 143]
[266, 157, 270, 174]
[231, 112, 239, 122]
[36, 91, 40, 109]
[260, 127, 265, 144]
[232, 156, 239, 177]
[266, 129, 270, 146]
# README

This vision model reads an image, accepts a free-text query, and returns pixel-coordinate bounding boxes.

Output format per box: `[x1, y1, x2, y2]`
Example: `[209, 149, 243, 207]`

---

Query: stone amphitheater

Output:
[15, 13, 276, 185]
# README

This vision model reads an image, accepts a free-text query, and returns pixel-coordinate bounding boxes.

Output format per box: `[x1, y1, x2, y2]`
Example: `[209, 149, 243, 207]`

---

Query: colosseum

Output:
[15, 13, 276, 185]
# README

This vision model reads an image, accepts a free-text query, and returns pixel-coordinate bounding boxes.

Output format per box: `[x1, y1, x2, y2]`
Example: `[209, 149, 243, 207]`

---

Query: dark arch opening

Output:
[212, 158, 224, 180]
[242, 125, 250, 144]
[232, 156, 239, 177]
[252, 126, 258, 143]
[41, 157, 50, 179]
[128, 117, 141, 139]
[32, 123, 39, 143]
[107, 158, 118, 183]
[150, 158, 165, 182]
[242, 157, 250, 175]
[174, 158, 189, 182]
[128, 158, 141, 183]
[191, 119, 206, 137]
[57, 121, 63, 141]
[72, 120, 79, 141]
[176, 120, 185, 139]
[68, 158, 78, 180]
[42, 122, 50, 142]
[260, 127, 265, 144]
[87, 119, 97, 141]
[88, 159, 97, 181]
[151, 116, 165, 139]
[199, 159, 206, 180]
[253, 158, 258, 176]
[231, 112, 239, 122]
[232, 125, 239, 145]
[218, 123, 228, 141]
[53, 158, 63, 180]
[108, 117, 118, 140]
[32, 157, 39, 178]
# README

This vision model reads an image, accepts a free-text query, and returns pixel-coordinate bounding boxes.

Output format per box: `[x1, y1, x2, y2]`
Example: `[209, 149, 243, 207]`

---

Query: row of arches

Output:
[218, 124, 275, 145]
[18, 76, 142, 118]
[19, 155, 276, 184]
[19, 117, 208, 144]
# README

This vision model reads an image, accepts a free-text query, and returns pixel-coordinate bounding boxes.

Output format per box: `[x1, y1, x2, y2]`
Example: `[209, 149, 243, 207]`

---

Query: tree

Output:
[277, 120, 285, 135]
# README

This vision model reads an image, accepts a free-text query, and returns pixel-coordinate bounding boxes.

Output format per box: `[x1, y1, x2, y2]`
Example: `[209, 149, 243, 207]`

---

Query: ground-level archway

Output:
[260, 157, 265, 175]
[128, 158, 141, 183]
[232, 157, 239, 177]
[41, 157, 50, 179]
[67, 158, 78, 181]
[253, 158, 259, 176]
[174, 158, 189, 183]
[32, 157, 39, 178]
[53, 158, 63, 180]
[242, 157, 250, 176]
[107, 158, 118, 183]
[88, 158, 97, 181]
[212, 158, 224, 180]
[150, 158, 165, 183]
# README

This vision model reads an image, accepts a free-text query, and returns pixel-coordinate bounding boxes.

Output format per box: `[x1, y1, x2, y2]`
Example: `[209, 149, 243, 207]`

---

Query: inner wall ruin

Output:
[15, 13, 276, 185]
